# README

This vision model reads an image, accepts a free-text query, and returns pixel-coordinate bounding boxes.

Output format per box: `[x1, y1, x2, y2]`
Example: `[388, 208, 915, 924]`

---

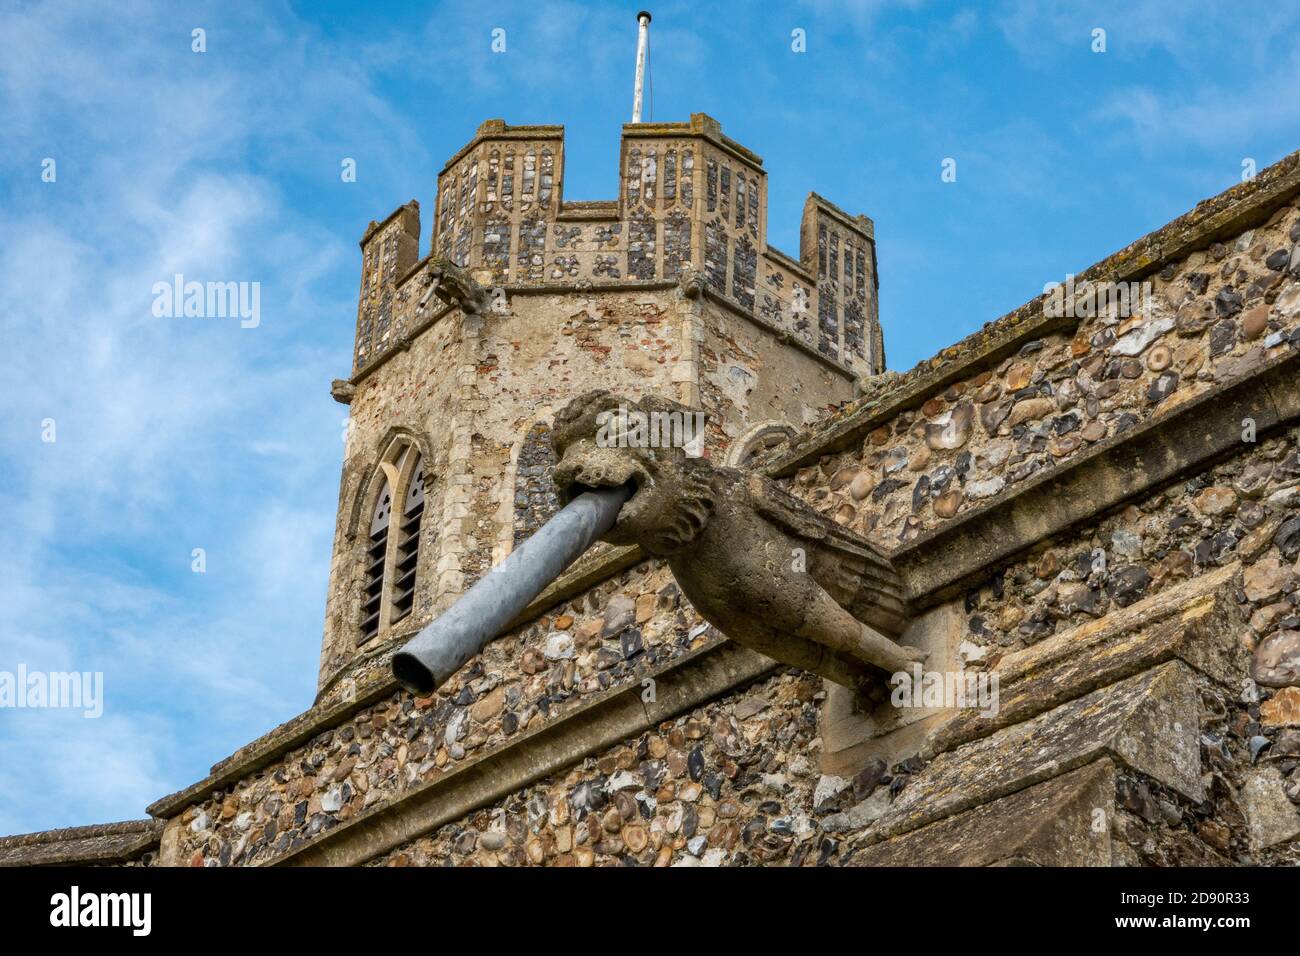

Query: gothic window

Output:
[359, 479, 392, 644]
[357, 441, 428, 646]
[390, 454, 425, 624]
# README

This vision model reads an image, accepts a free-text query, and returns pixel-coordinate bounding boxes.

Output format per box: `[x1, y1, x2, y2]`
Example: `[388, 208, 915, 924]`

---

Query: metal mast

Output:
[631, 11, 652, 123]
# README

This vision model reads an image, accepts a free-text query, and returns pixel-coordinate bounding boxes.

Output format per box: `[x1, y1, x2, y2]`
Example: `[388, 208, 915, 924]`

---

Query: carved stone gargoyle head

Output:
[551, 390, 924, 700]
[552, 390, 713, 557]
[426, 255, 488, 316]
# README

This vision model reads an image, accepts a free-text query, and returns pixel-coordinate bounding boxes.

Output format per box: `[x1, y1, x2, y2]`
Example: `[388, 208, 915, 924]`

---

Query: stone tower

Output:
[319, 114, 886, 696]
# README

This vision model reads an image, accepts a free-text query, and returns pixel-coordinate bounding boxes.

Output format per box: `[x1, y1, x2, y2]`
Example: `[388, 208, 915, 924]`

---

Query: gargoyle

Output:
[424, 255, 489, 316]
[551, 390, 924, 699]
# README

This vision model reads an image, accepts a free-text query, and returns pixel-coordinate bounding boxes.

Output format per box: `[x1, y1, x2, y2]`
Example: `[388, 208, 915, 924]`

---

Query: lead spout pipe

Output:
[392, 485, 633, 696]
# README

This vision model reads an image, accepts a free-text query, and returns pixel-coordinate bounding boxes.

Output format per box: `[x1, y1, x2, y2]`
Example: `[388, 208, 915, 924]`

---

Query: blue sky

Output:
[1, 0, 1297, 835]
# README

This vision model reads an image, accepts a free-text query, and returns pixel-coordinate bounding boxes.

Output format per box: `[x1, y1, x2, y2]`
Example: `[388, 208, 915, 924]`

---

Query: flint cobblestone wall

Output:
[782, 198, 1300, 549]
[367, 669, 839, 867]
[175, 561, 733, 866]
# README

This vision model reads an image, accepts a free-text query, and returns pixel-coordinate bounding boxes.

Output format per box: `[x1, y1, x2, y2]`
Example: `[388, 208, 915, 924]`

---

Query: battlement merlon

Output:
[353, 201, 420, 371]
[350, 115, 885, 379]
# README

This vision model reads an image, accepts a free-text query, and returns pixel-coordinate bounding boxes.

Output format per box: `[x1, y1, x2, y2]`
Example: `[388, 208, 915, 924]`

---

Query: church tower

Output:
[318, 114, 886, 695]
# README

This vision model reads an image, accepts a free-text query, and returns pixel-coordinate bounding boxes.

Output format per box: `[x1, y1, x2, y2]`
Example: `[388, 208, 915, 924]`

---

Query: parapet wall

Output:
[351, 115, 883, 379]
[768, 154, 1300, 558]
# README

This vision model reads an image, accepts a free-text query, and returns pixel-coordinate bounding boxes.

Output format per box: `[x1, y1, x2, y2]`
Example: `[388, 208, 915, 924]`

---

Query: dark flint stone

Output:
[1147, 371, 1179, 403]
[872, 478, 905, 501]
[1209, 319, 1237, 356]
[1053, 412, 1080, 435]
[640, 759, 665, 790]
[688, 745, 705, 781]
[1274, 516, 1300, 560]
[620, 627, 644, 658]
[1195, 531, 1238, 566]
[1106, 565, 1151, 607]
[980, 399, 1013, 433]
[911, 475, 931, 511]
[1215, 287, 1244, 318]
[568, 779, 608, 818]
[703, 773, 724, 800]
[817, 838, 838, 867]
[682, 804, 698, 839]
[1091, 328, 1116, 349]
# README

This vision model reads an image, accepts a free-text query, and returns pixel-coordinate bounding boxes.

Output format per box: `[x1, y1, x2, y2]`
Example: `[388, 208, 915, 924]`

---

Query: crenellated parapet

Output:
[349, 114, 884, 379]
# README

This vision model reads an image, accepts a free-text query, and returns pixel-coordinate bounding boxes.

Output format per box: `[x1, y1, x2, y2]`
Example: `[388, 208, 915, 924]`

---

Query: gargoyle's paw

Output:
[898, 643, 929, 664]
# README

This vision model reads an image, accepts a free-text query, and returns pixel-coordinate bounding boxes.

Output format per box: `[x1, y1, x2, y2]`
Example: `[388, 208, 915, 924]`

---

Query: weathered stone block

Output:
[925, 562, 1246, 757]
[1239, 768, 1300, 848]
[850, 759, 1116, 867]
[869, 661, 1203, 843]
[821, 599, 964, 777]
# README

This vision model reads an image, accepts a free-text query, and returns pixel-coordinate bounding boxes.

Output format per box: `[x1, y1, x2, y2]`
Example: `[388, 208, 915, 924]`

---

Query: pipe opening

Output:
[392, 651, 436, 696]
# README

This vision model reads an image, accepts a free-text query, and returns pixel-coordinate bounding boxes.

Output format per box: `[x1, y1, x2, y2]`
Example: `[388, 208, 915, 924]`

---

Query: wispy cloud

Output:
[0, 0, 408, 833]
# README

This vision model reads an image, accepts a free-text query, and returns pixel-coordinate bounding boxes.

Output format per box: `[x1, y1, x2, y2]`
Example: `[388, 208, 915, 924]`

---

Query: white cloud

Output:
[0, 0, 414, 834]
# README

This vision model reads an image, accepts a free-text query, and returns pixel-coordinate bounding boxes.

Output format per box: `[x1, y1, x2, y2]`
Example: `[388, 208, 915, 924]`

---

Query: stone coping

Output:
[439, 119, 565, 176]
[765, 244, 815, 284]
[359, 198, 418, 247]
[766, 146, 1300, 476]
[807, 191, 876, 242]
[0, 819, 163, 866]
